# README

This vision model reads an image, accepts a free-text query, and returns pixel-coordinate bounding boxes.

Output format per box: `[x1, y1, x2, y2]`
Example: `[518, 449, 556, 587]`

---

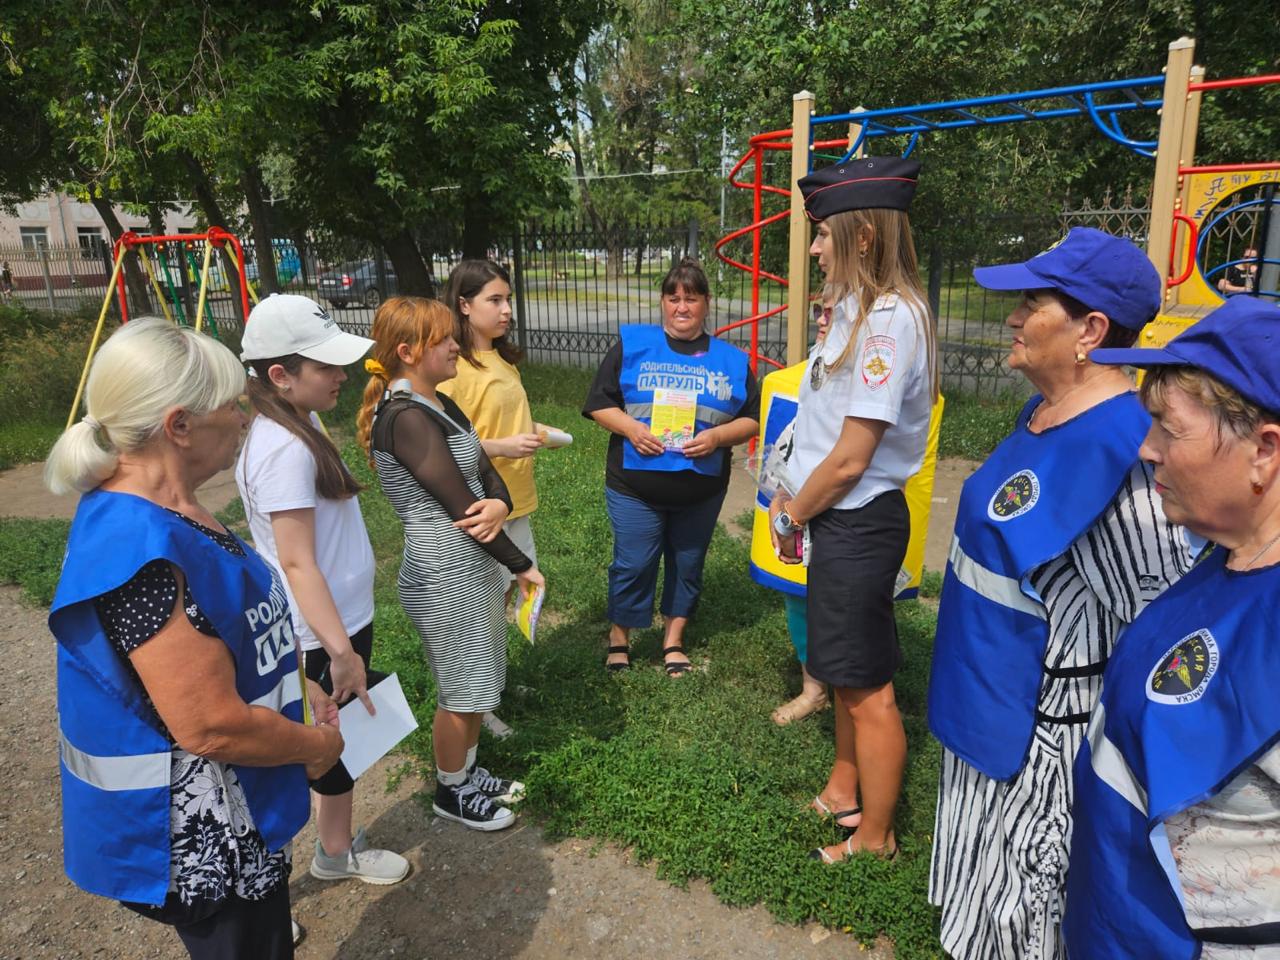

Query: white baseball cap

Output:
[240, 293, 375, 365]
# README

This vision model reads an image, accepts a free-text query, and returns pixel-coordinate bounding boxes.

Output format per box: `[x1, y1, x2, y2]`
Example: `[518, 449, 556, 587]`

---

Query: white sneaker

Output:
[309, 828, 410, 884]
[482, 711, 514, 739]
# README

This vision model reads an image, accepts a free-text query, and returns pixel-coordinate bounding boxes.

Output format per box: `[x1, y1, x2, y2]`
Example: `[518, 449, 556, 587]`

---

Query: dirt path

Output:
[0, 459, 904, 959]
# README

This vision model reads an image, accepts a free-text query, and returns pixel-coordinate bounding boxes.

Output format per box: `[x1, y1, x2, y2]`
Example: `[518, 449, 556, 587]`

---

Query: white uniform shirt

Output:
[236, 414, 375, 651]
[789, 292, 932, 510]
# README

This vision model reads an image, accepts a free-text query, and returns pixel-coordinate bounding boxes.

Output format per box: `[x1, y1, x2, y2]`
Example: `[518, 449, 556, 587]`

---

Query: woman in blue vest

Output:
[927, 229, 1195, 959]
[1064, 296, 1280, 959]
[769, 157, 938, 862]
[583, 258, 761, 674]
[44, 318, 343, 959]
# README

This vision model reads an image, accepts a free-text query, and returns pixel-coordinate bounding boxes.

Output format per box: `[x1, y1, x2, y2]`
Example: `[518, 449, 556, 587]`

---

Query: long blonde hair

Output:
[821, 208, 939, 401]
[45, 318, 244, 495]
[356, 296, 457, 467]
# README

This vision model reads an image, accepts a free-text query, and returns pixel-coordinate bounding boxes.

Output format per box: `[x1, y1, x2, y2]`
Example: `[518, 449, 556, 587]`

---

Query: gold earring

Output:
[1075, 351, 1087, 365]
[1252, 480, 1264, 495]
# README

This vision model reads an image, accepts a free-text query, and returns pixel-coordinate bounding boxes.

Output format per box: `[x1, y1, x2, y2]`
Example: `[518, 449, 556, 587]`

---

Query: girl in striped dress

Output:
[357, 297, 544, 832]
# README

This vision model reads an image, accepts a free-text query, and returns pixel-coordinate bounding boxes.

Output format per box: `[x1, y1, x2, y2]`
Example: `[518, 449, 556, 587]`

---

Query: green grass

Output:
[0, 516, 72, 606]
[3, 360, 963, 956]
[0, 418, 63, 470]
[938, 391, 1024, 461]
[357, 362, 947, 956]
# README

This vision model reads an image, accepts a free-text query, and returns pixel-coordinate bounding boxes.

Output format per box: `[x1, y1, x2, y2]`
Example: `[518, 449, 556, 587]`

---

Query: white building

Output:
[0, 193, 197, 253]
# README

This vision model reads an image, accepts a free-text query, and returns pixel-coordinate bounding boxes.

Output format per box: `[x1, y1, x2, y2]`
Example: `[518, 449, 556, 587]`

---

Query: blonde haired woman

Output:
[358, 297, 543, 832]
[768, 157, 937, 862]
[46, 318, 341, 959]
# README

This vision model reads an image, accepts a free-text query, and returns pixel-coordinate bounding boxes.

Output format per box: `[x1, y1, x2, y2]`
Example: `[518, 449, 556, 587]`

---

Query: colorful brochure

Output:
[517, 583, 546, 643]
[649, 388, 697, 450]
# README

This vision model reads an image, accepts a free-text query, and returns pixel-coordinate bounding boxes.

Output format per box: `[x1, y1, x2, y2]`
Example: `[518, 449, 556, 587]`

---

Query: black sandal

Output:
[662, 645, 692, 676]
[606, 644, 631, 672]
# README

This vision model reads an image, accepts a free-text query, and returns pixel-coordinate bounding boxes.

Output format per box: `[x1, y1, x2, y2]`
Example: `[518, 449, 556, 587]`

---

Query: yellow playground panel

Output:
[747, 362, 944, 601]
[1142, 38, 1278, 349]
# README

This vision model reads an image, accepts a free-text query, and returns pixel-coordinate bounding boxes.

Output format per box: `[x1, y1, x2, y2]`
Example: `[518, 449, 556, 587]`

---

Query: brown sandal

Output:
[771, 692, 829, 725]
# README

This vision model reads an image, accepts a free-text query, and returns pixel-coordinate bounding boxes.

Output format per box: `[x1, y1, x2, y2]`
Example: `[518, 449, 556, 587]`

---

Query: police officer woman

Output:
[583, 258, 760, 674]
[1065, 296, 1280, 959]
[769, 157, 938, 862]
[927, 229, 1194, 959]
[45, 319, 342, 959]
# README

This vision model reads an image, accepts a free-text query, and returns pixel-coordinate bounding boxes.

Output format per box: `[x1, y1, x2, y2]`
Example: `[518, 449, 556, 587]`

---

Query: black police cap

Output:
[798, 156, 920, 222]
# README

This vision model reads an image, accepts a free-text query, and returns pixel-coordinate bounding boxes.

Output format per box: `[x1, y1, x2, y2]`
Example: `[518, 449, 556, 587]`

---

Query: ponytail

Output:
[44, 419, 118, 496]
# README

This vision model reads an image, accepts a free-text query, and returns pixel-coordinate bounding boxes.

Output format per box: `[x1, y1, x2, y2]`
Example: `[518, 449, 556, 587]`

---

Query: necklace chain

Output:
[1243, 527, 1280, 570]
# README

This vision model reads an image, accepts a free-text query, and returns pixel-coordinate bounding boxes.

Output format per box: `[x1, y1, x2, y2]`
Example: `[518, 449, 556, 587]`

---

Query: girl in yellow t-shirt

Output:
[441, 260, 561, 738]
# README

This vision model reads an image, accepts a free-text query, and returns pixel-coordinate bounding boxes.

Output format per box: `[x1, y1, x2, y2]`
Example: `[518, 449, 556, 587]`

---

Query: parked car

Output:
[317, 259, 399, 309]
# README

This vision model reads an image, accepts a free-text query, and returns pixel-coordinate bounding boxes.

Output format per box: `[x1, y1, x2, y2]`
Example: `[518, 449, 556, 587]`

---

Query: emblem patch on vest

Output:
[861, 335, 896, 390]
[1147, 628, 1219, 705]
[988, 469, 1040, 521]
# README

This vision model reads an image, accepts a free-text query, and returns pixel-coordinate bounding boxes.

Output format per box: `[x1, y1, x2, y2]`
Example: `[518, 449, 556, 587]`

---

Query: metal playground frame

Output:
[715, 36, 1280, 372]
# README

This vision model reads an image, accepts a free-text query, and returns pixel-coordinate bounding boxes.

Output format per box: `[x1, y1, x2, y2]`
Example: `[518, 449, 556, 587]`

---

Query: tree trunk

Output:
[382, 228, 435, 297]
[927, 238, 944, 323]
[180, 151, 247, 325]
[568, 123, 623, 280]
[461, 195, 493, 260]
[90, 194, 152, 314]
[241, 163, 280, 296]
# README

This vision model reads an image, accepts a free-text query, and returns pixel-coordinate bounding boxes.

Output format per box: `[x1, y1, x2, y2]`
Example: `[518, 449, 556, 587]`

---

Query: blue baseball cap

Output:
[1092, 297, 1280, 412]
[973, 227, 1161, 331]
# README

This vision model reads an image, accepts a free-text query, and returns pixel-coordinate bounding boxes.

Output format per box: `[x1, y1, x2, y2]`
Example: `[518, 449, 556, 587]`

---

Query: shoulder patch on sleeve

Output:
[861, 334, 896, 390]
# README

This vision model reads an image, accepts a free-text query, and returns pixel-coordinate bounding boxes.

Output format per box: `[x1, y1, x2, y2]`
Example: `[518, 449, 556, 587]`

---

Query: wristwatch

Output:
[773, 509, 801, 535]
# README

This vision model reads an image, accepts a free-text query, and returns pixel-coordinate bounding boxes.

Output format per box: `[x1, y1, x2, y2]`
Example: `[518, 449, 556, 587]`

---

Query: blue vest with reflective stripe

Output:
[1065, 549, 1280, 959]
[49, 489, 310, 905]
[618, 325, 749, 476]
[928, 392, 1150, 780]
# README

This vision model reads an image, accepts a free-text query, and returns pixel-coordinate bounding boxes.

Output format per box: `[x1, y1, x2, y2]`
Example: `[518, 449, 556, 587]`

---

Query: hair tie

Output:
[83, 415, 102, 432]
[365, 358, 388, 379]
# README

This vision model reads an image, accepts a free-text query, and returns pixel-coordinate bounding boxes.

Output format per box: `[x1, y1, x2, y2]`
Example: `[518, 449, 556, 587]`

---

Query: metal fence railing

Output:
[0, 197, 1157, 396]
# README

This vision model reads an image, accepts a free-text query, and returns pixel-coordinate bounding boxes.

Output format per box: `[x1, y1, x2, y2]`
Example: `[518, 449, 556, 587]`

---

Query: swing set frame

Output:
[66, 226, 260, 430]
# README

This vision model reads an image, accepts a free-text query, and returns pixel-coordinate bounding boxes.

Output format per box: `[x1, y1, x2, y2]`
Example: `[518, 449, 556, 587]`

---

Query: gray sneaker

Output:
[482, 711, 515, 739]
[309, 828, 410, 884]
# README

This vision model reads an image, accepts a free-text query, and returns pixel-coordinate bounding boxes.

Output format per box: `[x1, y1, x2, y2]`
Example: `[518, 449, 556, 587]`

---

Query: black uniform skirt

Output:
[805, 489, 910, 689]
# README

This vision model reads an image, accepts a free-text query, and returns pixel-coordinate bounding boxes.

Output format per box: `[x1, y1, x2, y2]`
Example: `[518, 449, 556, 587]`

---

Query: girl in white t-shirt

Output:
[236, 294, 409, 886]
[769, 158, 937, 864]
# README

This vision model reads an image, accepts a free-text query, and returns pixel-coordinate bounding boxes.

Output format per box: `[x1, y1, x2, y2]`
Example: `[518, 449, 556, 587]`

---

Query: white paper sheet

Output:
[336, 673, 419, 780]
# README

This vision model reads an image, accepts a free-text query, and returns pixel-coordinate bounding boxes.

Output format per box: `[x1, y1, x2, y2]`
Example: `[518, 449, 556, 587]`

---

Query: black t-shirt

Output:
[581, 331, 761, 507]
[1225, 263, 1250, 288]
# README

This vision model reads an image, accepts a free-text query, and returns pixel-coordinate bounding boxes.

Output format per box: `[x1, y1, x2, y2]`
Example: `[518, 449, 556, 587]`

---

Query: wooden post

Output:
[1147, 37, 1196, 307]
[787, 91, 815, 367]
[1166, 63, 1206, 309]
[848, 107, 867, 160]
